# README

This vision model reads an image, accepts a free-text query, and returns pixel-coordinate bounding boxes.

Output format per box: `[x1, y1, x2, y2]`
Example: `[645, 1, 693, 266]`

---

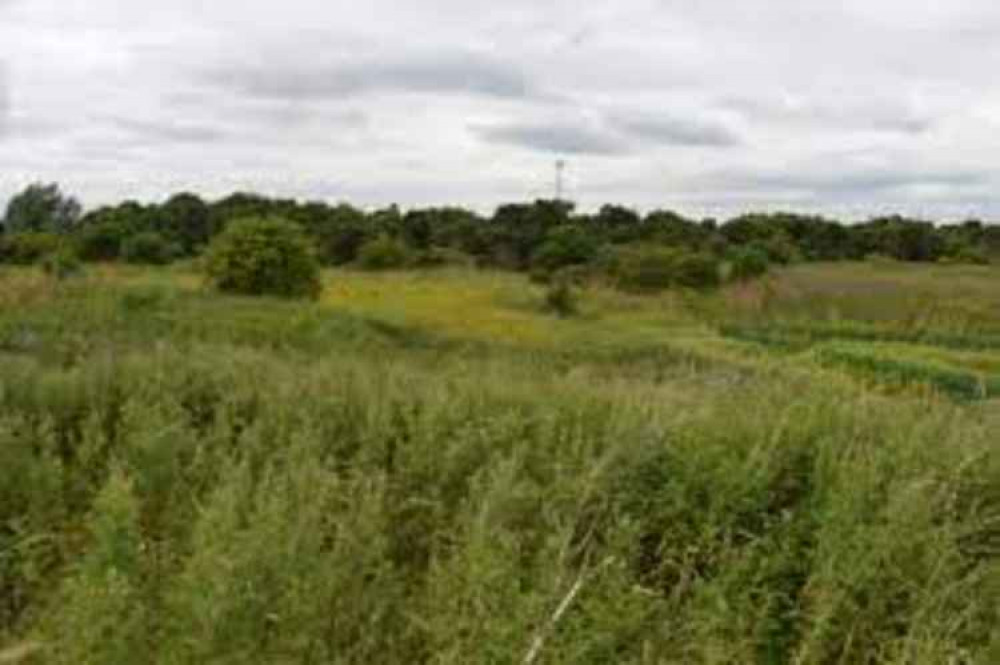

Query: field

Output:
[1, 261, 999, 663]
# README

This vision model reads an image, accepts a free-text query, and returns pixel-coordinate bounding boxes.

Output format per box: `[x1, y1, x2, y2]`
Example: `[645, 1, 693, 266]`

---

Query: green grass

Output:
[1, 262, 999, 663]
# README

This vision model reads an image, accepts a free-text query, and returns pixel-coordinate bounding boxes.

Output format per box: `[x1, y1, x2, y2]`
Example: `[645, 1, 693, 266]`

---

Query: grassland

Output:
[1, 261, 999, 663]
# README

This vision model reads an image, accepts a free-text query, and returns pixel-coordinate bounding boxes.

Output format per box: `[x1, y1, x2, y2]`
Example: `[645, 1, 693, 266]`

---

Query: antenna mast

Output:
[555, 159, 566, 201]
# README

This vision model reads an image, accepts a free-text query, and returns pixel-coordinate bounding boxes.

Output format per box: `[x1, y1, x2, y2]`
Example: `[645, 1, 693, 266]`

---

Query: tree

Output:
[3, 183, 81, 233]
[532, 225, 599, 272]
[121, 232, 178, 265]
[203, 217, 322, 299]
[356, 235, 410, 270]
[157, 193, 211, 256]
[303, 203, 371, 265]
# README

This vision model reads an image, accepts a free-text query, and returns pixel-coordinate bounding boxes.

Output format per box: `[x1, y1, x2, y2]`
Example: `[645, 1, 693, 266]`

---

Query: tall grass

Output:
[0, 265, 998, 663]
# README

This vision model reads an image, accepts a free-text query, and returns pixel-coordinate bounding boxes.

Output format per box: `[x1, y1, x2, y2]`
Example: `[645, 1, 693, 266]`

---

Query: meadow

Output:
[1, 260, 999, 663]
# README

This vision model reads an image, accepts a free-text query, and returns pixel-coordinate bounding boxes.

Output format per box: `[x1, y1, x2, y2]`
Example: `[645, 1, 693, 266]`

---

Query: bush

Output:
[0, 232, 62, 265]
[544, 279, 578, 317]
[76, 223, 125, 262]
[939, 246, 990, 266]
[531, 225, 599, 272]
[356, 235, 410, 271]
[728, 246, 770, 282]
[41, 247, 83, 280]
[671, 252, 721, 289]
[121, 232, 178, 265]
[410, 246, 474, 269]
[203, 217, 322, 299]
[607, 246, 721, 293]
[611, 247, 680, 293]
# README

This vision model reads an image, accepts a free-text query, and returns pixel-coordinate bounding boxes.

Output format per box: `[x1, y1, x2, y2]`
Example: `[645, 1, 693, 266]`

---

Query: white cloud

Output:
[2, 0, 1000, 218]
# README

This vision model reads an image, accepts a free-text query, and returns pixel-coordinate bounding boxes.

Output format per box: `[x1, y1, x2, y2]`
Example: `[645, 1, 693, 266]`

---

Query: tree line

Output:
[1, 182, 998, 279]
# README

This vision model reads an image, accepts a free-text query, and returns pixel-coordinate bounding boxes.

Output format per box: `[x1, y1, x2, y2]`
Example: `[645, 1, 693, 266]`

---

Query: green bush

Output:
[671, 252, 721, 289]
[356, 235, 411, 271]
[939, 246, 990, 266]
[203, 217, 322, 299]
[532, 225, 599, 272]
[121, 232, 178, 265]
[0, 232, 62, 265]
[410, 246, 474, 269]
[543, 279, 578, 317]
[611, 247, 680, 293]
[41, 247, 83, 280]
[75, 223, 125, 262]
[728, 246, 770, 282]
[608, 247, 721, 293]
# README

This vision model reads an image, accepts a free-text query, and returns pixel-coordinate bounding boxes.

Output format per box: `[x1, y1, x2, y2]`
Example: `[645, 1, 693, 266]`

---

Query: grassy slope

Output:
[0, 261, 998, 664]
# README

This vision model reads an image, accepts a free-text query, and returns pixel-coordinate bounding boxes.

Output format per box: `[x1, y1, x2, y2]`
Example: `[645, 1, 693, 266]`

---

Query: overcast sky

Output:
[3, 0, 1000, 218]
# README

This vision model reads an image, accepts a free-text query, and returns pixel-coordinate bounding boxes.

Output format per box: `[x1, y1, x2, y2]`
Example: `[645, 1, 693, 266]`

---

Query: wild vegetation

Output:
[2, 183, 998, 288]
[0, 183, 999, 663]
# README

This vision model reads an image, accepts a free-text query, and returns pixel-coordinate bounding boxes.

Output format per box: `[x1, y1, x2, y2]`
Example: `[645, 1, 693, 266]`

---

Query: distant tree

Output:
[121, 232, 178, 265]
[3, 183, 81, 234]
[303, 203, 371, 265]
[532, 225, 599, 272]
[645, 210, 711, 249]
[593, 204, 642, 243]
[209, 193, 275, 235]
[490, 199, 573, 269]
[157, 193, 211, 256]
[727, 246, 770, 282]
[356, 235, 411, 271]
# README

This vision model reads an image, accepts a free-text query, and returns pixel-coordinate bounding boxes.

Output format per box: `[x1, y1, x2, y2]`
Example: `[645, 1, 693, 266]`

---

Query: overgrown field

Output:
[1, 261, 999, 663]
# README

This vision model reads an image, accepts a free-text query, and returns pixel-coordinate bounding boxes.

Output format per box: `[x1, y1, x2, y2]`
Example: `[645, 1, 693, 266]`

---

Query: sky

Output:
[3, 0, 1000, 219]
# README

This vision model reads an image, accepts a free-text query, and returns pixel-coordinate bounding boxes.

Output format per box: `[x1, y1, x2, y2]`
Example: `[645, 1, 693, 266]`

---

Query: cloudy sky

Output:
[3, 0, 1000, 218]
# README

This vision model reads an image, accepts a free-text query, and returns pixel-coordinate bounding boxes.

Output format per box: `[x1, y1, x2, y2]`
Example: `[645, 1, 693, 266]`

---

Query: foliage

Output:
[609, 247, 720, 292]
[203, 216, 322, 298]
[40, 246, 83, 280]
[0, 261, 999, 662]
[727, 246, 771, 282]
[121, 231, 178, 265]
[356, 234, 411, 270]
[2, 182, 81, 234]
[543, 278, 578, 317]
[0, 232, 63, 265]
[671, 251, 721, 289]
[156, 192, 212, 256]
[121, 231, 181, 265]
[531, 225, 599, 273]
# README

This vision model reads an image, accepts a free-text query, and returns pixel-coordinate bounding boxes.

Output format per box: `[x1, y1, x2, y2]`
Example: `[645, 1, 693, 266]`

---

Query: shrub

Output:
[531, 225, 599, 272]
[0, 232, 62, 265]
[611, 247, 680, 293]
[203, 217, 322, 299]
[544, 279, 578, 317]
[41, 247, 83, 281]
[356, 235, 410, 271]
[121, 232, 177, 265]
[76, 223, 125, 262]
[728, 246, 770, 282]
[410, 247, 474, 269]
[939, 246, 990, 266]
[671, 252, 721, 289]
[607, 246, 721, 293]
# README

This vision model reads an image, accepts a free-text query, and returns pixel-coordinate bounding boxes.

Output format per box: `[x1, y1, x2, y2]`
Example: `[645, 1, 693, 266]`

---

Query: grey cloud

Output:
[0, 64, 8, 139]
[723, 94, 936, 135]
[723, 167, 988, 197]
[207, 52, 536, 101]
[472, 121, 628, 155]
[611, 113, 741, 147]
[106, 116, 229, 144]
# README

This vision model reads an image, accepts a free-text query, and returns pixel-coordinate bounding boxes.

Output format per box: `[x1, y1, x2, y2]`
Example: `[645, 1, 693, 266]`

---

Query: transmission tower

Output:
[555, 159, 566, 201]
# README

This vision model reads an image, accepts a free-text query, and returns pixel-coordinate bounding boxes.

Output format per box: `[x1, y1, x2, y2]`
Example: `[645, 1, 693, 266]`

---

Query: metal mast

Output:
[555, 159, 566, 201]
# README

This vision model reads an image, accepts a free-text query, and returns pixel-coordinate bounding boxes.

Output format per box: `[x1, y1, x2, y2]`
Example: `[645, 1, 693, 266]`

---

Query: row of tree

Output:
[2, 183, 998, 273]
